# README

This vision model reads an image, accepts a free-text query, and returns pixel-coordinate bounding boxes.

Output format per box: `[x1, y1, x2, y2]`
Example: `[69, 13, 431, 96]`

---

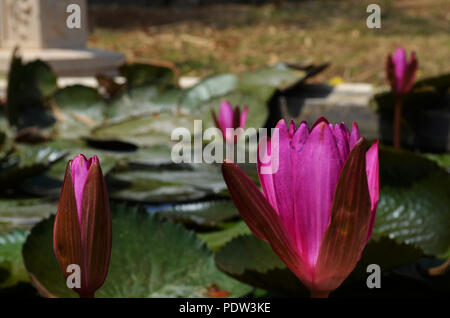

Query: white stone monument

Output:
[0, 0, 124, 76]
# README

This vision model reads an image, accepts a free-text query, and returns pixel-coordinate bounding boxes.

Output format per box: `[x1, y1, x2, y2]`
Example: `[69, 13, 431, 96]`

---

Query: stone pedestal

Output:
[0, 0, 124, 76]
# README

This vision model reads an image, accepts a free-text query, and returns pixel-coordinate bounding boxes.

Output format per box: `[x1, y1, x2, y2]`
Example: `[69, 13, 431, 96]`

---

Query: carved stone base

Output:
[0, 48, 125, 76]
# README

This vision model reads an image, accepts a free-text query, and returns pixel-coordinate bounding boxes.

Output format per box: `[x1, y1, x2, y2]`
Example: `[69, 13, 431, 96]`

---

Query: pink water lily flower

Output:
[212, 101, 248, 143]
[222, 118, 379, 297]
[386, 47, 418, 96]
[53, 154, 112, 298]
[386, 47, 418, 149]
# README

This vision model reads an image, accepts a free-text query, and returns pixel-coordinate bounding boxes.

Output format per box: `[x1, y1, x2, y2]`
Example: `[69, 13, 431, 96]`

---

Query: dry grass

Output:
[87, 0, 450, 86]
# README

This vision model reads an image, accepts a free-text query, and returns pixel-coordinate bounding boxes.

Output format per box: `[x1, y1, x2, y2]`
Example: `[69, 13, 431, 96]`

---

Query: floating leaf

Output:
[150, 200, 240, 228]
[120, 63, 176, 88]
[22, 204, 251, 297]
[0, 145, 65, 192]
[52, 85, 107, 138]
[179, 74, 238, 110]
[108, 164, 226, 203]
[376, 147, 450, 258]
[374, 173, 450, 259]
[6, 52, 57, 127]
[215, 234, 424, 296]
[0, 198, 57, 234]
[105, 87, 182, 121]
[198, 221, 251, 251]
[91, 113, 195, 147]
[238, 63, 307, 101]
[0, 230, 29, 288]
[413, 73, 450, 91]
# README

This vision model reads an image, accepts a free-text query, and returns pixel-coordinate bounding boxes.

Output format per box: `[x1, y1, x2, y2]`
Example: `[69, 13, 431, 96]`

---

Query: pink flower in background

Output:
[212, 101, 248, 143]
[386, 47, 418, 96]
[222, 118, 379, 297]
[53, 154, 112, 298]
[386, 47, 418, 148]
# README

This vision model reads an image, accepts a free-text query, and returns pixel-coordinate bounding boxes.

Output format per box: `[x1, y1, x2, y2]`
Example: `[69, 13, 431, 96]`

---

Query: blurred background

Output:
[86, 0, 449, 85]
[0, 0, 448, 299]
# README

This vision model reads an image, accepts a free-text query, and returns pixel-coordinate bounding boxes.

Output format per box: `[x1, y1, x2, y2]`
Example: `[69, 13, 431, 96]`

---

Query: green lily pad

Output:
[22, 204, 251, 298]
[377, 147, 450, 258]
[374, 174, 450, 258]
[105, 86, 182, 121]
[0, 198, 57, 234]
[413, 73, 450, 91]
[54, 85, 106, 121]
[215, 234, 424, 296]
[6, 53, 57, 127]
[151, 200, 240, 228]
[126, 145, 173, 166]
[19, 140, 120, 198]
[91, 113, 195, 147]
[52, 85, 107, 139]
[215, 234, 306, 295]
[238, 63, 307, 102]
[0, 230, 29, 288]
[198, 221, 251, 252]
[179, 74, 238, 110]
[0, 144, 65, 192]
[108, 164, 226, 203]
[379, 146, 443, 187]
[423, 153, 450, 171]
[119, 63, 176, 88]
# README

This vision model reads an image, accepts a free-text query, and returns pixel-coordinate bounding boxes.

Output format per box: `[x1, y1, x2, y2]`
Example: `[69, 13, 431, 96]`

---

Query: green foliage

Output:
[6, 51, 57, 128]
[198, 221, 251, 252]
[22, 204, 251, 298]
[214, 234, 424, 296]
[154, 200, 239, 229]
[119, 63, 176, 88]
[0, 230, 29, 288]
[0, 198, 57, 234]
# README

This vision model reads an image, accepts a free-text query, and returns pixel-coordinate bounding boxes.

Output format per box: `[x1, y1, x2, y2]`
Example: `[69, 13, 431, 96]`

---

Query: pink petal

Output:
[386, 54, 396, 93]
[80, 158, 111, 296]
[310, 116, 329, 131]
[291, 121, 309, 153]
[349, 122, 361, 150]
[288, 120, 296, 138]
[257, 137, 278, 223]
[71, 154, 94, 224]
[239, 106, 248, 129]
[365, 140, 379, 242]
[314, 137, 372, 292]
[393, 47, 407, 92]
[332, 123, 350, 164]
[218, 101, 234, 131]
[257, 120, 296, 239]
[403, 52, 418, 93]
[293, 120, 343, 266]
[222, 160, 312, 285]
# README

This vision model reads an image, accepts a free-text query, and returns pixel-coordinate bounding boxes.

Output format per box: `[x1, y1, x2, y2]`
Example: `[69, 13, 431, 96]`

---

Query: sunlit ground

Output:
[88, 0, 450, 86]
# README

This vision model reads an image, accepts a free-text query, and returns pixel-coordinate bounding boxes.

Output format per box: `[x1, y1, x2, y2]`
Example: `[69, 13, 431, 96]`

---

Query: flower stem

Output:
[310, 290, 330, 298]
[393, 96, 403, 149]
[79, 291, 95, 298]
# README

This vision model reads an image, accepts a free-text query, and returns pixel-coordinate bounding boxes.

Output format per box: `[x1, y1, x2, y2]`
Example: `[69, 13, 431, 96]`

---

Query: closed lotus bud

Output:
[53, 154, 112, 298]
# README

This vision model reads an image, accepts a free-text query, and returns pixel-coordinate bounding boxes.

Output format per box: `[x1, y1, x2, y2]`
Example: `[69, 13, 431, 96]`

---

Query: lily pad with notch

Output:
[22, 204, 252, 298]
